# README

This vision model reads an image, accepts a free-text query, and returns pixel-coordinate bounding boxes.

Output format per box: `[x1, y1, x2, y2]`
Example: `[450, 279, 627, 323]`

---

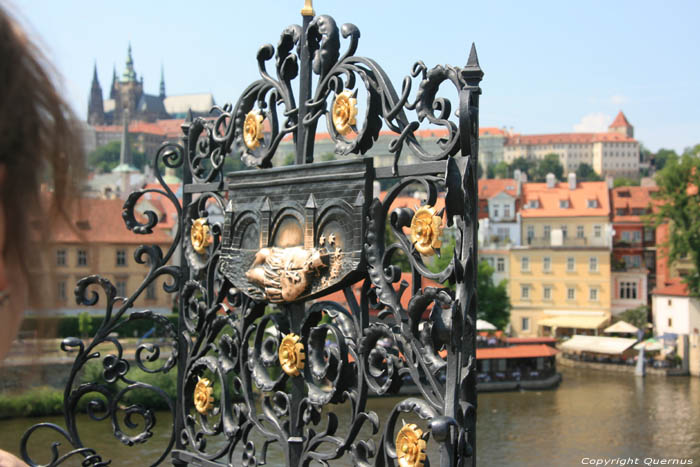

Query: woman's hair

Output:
[0, 6, 83, 277]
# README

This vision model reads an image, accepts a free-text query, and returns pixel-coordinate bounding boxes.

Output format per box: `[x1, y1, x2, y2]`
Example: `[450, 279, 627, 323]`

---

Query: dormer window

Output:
[587, 199, 598, 208]
[528, 200, 539, 209]
[559, 200, 569, 208]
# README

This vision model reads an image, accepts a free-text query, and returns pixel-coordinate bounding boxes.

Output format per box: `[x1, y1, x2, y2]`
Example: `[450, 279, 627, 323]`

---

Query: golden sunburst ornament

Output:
[331, 90, 358, 136]
[396, 423, 427, 467]
[243, 110, 264, 150]
[410, 205, 443, 256]
[279, 333, 305, 377]
[190, 218, 212, 255]
[193, 377, 215, 415]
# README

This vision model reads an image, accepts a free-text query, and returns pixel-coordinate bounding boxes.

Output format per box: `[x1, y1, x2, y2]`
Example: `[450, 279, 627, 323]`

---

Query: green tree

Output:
[510, 157, 536, 178]
[78, 311, 92, 338]
[492, 161, 509, 179]
[650, 153, 700, 296]
[653, 148, 678, 171]
[575, 163, 602, 181]
[533, 153, 563, 182]
[87, 141, 147, 173]
[613, 177, 639, 188]
[476, 261, 511, 330]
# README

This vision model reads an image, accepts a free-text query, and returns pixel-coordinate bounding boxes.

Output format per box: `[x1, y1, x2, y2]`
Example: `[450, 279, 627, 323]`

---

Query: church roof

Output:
[609, 111, 631, 128]
[137, 93, 168, 116]
[164, 93, 215, 116]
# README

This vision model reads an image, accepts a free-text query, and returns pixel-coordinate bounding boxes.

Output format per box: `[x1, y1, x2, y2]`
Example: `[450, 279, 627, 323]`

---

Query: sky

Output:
[9, 0, 700, 153]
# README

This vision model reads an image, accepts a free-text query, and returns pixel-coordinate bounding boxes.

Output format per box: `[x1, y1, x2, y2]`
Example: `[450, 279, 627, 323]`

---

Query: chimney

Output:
[568, 172, 577, 190]
[521, 172, 527, 183]
[546, 173, 556, 189]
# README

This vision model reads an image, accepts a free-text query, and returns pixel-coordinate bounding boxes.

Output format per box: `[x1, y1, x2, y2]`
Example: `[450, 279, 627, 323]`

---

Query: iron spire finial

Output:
[301, 0, 314, 16]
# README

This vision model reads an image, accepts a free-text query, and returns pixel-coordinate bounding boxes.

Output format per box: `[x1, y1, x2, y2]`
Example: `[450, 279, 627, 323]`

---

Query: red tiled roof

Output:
[479, 179, 518, 200]
[505, 132, 635, 146]
[476, 344, 558, 360]
[479, 127, 506, 136]
[611, 186, 658, 222]
[505, 337, 557, 345]
[521, 181, 610, 218]
[609, 111, 631, 128]
[653, 280, 689, 297]
[49, 197, 172, 244]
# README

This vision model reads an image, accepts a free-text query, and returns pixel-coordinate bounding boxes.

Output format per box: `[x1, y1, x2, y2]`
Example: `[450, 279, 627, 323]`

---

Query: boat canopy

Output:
[560, 335, 637, 355]
[477, 344, 558, 360]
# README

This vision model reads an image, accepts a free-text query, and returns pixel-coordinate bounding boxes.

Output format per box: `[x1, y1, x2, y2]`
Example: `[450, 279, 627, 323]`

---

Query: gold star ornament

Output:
[193, 377, 215, 415]
[243, 110, 264, 150]
[190, 218, 212, 255]
[331, 90, 358, 136]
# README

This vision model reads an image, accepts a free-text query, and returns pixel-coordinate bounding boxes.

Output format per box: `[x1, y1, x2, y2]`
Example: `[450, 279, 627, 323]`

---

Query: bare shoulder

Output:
[0, 450, 27, 467]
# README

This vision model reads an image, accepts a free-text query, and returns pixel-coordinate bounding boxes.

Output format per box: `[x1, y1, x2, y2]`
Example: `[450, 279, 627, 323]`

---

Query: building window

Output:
[116, 249, 127, 267]
[522, 317, 530, 331]
[77, 249, 88, 267]
[527, 225, 534, 242]
[496, 257, 505, 272]
[633, 231, 641, 242]
[486, 257, 494, 268]
[543, 256, 551, 272]
[559, 200, 569, 209]
[622, 231, 631, 242]
[521, 256, 530, 272]
[577, 225, 584, 238]
[587, 199, 597, 208]
[504, 204, 511, 218]
[623, 255, 641, 268]
[57, 280, 67, 301]
[567, 287, 575, 300]
[594, 225, 602, 238]
[544, 225, 551, 240]
[56, 249, 67, 267]
[493, 204, 500, 218]
[521, 285, 530, 299]
[644, 227, 654, 242]
[543, 286, 552, 300]
[561, 225, 568, 239]
[589, 287, 598, 301]
[668, 318, 673, 327]
[589, 256, 598, 272]
[567, 257, 575, 272]
[116, 279, 127, 297]
[146, 281, 157, 300]
[619, 281, 638, 299]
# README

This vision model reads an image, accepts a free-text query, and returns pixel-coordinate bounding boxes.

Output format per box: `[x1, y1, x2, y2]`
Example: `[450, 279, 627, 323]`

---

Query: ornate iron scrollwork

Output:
[21, 4, 482, 466]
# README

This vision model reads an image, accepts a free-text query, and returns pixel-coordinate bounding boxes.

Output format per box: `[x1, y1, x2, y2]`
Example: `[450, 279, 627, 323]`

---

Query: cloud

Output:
[573, 113, 611, 133]
[610, 94, 627, 107]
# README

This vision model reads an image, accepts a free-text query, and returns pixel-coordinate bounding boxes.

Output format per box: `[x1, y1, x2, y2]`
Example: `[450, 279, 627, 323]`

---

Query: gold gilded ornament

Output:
[191, 218, 212, 255]
[331, 90, 358, 136]
[410, 205, 443, 256]
[243, 110, 264, 150]
[396, 423, 427, 467]
[301, 0, 314, 16]
[193, 377, 215, 415]
[279, 333, 305, 377]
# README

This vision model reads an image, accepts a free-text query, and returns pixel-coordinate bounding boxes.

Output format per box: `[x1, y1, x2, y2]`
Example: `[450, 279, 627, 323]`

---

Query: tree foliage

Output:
[576, 163, 601, 181]
[476, 260, 511, 330]
[87, 141, 147, 173]
[613, 176, 640, 188]
[532, 153, 564, 182]
[650, 153, 700, 296]
[618, 305, 649, 332]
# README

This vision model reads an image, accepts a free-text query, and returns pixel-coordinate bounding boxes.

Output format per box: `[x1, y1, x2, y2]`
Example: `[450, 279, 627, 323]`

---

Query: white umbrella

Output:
[604, 320, 639, 335]
[477, 319, 497, 331]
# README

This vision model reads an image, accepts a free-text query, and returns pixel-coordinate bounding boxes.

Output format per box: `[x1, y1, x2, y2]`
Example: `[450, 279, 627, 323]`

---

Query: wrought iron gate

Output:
[22, 4, 482, 466]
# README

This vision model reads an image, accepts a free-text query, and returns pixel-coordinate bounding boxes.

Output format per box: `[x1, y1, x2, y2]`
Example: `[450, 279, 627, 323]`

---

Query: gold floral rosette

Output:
[193, 377, 215, 415]
[190, 218, 212, 255]
[410, 205, 443, 256]
[243, 110, 264, 150]
[331, 90, 358, 136]
[279, 333, 305, 377]
[396, 423, 427, 467]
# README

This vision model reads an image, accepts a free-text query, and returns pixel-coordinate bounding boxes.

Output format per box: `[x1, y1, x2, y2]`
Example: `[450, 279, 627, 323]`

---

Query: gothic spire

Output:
[110, 64, 117, 99]
[159, 64, 166, 99]
[122, 42, 137, 83]
[87, 61, 105, 125]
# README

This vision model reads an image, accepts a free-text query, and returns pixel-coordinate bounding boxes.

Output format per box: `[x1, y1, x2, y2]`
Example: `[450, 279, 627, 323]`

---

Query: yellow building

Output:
[29, 197, 175, 315]
[509, 174, 613, 337]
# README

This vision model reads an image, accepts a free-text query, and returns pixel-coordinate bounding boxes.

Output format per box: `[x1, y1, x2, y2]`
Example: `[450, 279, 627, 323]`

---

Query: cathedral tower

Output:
[87, 63, 105, 125]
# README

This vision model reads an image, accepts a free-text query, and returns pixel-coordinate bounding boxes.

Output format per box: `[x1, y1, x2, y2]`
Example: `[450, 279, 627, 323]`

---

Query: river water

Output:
[1, 367, 698, 466]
